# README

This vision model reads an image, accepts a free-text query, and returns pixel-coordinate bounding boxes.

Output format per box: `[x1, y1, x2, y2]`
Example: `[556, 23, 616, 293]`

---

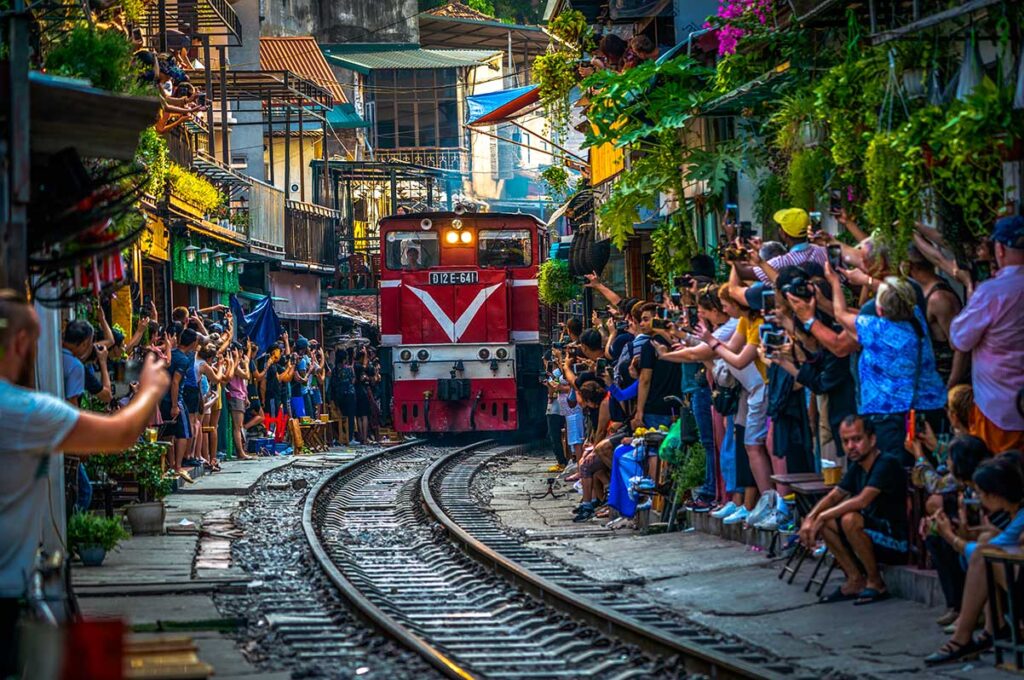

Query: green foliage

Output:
[168, 164, 225, 214]
[537, 258, 580, 305]
[44, 23, 147, 95]
[172, 239, 240, 293]
[650, 212, 698, 284]
[670, 443, 706, 503]
[863, 132, 906, 249]
[118, 0, 145, 23]
[540, 165, 570, 198]
[598, 134, 683, 249]
[768, 89, 820, 154]
[685, 141, 745, 209]
[532, 9, 592, 139]
[753, 172, 788, 231]
[813, 47, 887, 192]
[785, 147, 831, 212]
[86, 440, 175, 501]
[584, 55, 712, 148]
[68, 511, 129, 551]
[136, 128, 170, 197]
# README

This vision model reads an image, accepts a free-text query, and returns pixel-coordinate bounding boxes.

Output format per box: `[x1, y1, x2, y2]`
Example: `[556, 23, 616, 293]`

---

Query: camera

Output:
[673, 274, 693, 290]
[614, 321, 628, 332]
[596, 358, 608, 372]
[781, 277, 815, 300]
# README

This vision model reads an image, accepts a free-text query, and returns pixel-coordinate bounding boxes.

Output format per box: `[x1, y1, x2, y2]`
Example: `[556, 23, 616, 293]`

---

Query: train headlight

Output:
[496, 348, 508, 359]
[459, 230, 473, 244]
[478, 348, 490, 360]
[417, 349, 430, 361]
[445, 230, 459, 245]
[399, 349, 412, 361]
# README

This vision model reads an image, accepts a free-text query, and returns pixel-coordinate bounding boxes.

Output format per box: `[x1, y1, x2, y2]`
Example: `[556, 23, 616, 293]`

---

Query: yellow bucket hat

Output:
[773, 208, 810, 237]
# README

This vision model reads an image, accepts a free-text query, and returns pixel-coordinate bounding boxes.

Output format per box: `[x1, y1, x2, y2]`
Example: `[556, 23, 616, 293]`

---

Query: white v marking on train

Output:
[406, 283, 502, 342]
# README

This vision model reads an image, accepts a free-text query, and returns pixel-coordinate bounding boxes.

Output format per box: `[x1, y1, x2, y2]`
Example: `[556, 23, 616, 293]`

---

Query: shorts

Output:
[182, 386, 200, 414]
[310, 389, 322, 406]
[566, 410, 585, 446]
[836, 513, 909, 566]
[740, 382, 768, 446]
[227, 396, 247, 413]
[159, 396, 192, 439]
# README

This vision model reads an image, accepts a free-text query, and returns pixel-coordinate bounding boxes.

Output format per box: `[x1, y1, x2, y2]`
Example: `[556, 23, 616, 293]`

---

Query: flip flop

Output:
[819, 587, 859, 604]
[853, 588, 891, 605]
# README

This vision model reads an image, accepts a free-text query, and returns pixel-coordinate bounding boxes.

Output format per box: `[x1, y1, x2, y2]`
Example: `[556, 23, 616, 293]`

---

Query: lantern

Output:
[213, 252, 227, 268]
[183, 244, 200, 263]
[198, 247, 214, 265]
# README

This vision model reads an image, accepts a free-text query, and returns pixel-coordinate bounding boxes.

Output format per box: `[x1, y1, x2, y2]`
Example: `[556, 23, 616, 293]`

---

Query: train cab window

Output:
[478, 229, 532, 268]
[386, 231, 439, 270]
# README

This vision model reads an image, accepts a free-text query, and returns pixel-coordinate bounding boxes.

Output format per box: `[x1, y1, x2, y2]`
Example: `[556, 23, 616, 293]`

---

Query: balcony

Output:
[374, 147, 468, 175]
[285, 200, 339, 267]
[249, 179, 286, 259]
[142, 0, 242, 47]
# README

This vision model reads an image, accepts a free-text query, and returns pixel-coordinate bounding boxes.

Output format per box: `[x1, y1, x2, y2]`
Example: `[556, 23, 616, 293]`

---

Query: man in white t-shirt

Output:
[0, 290, 169, 676]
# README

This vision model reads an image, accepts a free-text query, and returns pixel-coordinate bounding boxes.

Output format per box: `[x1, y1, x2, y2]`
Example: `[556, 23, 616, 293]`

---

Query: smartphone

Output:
[739, 220, 753, 240]
[596, 358, 608, 372]
[132, 27, 143, 42]
[651, 318, 668, 330]
[197, 93, 207, 106]
[761, 289, 776, 311]
[670, 292, 681, 305]
[725, 203, 738, 224]
[763, 329, 787, 348]
[829, 190, 842, 215]
[809, 211, 822, 228]
[685, 305, 699, 329]
[827, 244, 843, 270]
[907, 408, 919, 440]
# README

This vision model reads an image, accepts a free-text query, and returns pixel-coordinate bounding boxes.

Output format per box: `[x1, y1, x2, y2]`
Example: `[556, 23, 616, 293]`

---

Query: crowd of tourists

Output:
[542, 211, 1023, 666]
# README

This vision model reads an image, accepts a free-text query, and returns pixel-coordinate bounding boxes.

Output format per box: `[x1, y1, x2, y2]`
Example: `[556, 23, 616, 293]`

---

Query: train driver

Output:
[405, 246, 422, 270]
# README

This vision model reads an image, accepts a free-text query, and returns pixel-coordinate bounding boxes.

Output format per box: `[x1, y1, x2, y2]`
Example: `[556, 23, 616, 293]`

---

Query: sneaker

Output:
[711, 501, 737, 519]
[746, 491, 778, 527]
[722, 506, 750, 525]
[684, 498, 713, 513]
[573, 480, 583, 494]
[560, 462, 578, 478]
[548, 463, 566, 473]
[573, 504, 597, 522]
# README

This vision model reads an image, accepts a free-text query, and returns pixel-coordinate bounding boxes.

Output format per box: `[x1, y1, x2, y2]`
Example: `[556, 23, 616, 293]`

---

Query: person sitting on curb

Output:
[799, 415, 909, 605]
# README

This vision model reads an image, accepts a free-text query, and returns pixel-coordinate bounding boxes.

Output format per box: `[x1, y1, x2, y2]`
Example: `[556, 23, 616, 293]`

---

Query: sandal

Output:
[924, 638, 984, 666]
[595, 506, 612, 518]
[819, 587, 859, 604]
[853, 588, 891, 606]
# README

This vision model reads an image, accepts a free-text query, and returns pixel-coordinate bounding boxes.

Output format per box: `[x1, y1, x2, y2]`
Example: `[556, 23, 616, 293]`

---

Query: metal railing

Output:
[249, 180, 286, 259]
[374, 147, 468, 174]
[285, 200, 339, 266]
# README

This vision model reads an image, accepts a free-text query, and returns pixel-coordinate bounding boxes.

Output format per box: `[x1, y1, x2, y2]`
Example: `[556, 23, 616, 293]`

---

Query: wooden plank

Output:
[870, 0, 1002, 45]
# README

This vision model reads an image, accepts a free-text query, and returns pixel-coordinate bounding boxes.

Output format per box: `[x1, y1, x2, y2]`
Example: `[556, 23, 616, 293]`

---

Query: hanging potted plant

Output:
[68, 511, 129, 567]
[538, 258, 580, 306]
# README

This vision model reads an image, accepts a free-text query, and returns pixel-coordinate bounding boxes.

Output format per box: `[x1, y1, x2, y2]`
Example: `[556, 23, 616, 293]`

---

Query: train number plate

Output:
[429, 271, 478, 285]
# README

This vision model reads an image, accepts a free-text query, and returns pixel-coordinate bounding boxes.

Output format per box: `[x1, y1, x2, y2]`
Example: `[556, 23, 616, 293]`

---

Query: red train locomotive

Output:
[378, 211, 547, 434]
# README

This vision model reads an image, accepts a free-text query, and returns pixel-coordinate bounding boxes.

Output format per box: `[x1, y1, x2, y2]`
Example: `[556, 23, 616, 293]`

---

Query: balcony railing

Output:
[249, 180, 286, 259]
[285, 200, 339, 266]
[374, 147, 468, 175]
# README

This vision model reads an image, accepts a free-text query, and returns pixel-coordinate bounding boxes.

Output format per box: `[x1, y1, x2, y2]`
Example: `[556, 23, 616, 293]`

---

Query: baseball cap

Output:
[773, 208, 810, 238]
[993, 215, 1024, 249]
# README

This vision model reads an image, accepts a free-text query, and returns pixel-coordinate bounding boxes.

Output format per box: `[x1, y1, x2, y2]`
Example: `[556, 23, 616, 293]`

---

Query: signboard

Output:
[429, 271, 478, 285]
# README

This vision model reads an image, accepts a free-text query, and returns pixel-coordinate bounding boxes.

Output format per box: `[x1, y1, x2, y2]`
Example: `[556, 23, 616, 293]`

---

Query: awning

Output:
[467, 85, 541, 126]
[321, 43, 499, 75]
[327, 103, 369, 129]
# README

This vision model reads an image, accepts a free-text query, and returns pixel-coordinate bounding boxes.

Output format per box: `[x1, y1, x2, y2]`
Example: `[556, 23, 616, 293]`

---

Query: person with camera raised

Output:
[791, 262, 946, 459]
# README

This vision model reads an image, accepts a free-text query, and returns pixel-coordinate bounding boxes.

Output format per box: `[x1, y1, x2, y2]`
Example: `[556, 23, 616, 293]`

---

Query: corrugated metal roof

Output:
[259, 36, 347, 103]
[321, 43, 499, 74]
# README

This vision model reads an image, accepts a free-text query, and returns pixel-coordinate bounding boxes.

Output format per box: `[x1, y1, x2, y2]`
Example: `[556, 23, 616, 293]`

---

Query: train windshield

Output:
[478, 229, 532, 268]
[386, 231, 439, 270]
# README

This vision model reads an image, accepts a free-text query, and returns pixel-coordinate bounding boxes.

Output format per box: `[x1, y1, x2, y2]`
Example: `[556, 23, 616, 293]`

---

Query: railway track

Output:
[304, 439, 802, 679]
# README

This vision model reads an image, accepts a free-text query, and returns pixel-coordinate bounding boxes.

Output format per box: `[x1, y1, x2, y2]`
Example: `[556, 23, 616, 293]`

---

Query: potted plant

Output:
[68, 511, 129, 567]
[92, 440, 175, 535]
[537, 259, 580, 306]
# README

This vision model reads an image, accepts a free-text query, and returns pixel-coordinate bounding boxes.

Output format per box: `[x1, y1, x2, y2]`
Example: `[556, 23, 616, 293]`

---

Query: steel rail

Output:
[302, 439, 490, 680]
[421, 447, 786, 680]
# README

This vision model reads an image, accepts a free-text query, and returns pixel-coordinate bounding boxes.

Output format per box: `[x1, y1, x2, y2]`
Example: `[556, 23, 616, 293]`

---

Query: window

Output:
[370, 69, 460, 149]
[386, 231, 439, 270]
[478, 229, 531, 268]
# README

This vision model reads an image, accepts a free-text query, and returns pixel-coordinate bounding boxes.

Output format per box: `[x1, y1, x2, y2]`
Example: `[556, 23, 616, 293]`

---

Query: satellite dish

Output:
[420, 218, 432, 230]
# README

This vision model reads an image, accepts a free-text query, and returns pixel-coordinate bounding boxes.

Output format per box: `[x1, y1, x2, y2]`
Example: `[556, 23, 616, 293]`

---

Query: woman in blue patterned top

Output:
[822, 263, 946, 460]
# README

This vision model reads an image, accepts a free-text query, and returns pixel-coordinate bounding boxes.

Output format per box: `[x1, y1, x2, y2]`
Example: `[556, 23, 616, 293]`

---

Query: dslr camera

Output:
[722, 244, 750, 262]
[781, 277, 815, 300]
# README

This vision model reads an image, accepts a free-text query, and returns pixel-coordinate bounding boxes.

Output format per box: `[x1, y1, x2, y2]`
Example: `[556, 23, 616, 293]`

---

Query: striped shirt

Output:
[753, 243, 828, 283]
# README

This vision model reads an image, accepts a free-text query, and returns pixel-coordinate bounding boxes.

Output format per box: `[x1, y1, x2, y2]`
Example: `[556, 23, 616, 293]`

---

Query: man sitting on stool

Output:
[799, 415, 909, 605]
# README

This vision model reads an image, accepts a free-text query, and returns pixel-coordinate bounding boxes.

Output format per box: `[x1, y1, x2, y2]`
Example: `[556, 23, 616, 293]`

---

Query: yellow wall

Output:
[265, 135, 322, 203]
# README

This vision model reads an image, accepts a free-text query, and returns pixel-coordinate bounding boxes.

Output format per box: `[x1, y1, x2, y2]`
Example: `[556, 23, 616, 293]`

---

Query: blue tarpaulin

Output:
[467, 84, 540, 125]
[230, 294, 283, 354]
